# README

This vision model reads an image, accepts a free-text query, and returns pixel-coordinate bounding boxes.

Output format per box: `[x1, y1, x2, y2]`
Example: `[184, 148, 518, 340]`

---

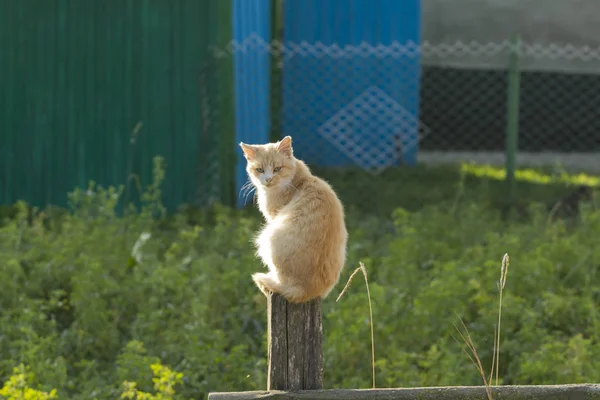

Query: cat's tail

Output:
[252, 272, 311, 303]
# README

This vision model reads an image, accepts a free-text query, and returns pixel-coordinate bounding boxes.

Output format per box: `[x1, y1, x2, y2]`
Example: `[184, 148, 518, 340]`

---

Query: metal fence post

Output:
[505, 34, 522, 207]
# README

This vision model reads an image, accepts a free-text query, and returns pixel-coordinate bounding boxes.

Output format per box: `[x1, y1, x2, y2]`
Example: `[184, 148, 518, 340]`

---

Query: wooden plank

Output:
[208, 384, 600, 400]
[267, 293, 323, 391]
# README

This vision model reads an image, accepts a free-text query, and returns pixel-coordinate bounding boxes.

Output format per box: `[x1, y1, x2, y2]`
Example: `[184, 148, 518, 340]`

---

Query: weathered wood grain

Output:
[303, 299, 323, 390]
[209, 384, 600, 400]
[268, 293, 288, 390]
[267, 293, 323, 391]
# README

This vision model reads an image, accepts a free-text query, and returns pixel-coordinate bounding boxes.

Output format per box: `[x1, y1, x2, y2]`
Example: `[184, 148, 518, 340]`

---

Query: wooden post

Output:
[267, 293, 323, 391]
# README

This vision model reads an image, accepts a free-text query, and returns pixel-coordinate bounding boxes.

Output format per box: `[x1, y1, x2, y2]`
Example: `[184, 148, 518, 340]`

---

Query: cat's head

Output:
[239, 136, 296, 189]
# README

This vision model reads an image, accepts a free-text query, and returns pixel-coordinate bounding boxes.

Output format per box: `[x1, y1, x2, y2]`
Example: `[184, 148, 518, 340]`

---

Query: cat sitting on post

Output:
[239, 136, 348, 303]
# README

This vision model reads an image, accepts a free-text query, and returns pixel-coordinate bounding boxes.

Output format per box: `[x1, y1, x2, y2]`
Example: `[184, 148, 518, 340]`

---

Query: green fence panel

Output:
[0, 0, 234, 211]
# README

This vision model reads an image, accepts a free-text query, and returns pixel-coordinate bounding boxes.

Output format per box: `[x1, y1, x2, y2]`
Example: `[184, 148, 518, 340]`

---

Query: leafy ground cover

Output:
[1, 157, 599, 399]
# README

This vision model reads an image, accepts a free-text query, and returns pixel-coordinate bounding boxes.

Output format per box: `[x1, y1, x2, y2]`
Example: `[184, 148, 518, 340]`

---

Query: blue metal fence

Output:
[281, 0, 422, 169]
[232, 0, 272, 208]
[231, 0, 422, 207]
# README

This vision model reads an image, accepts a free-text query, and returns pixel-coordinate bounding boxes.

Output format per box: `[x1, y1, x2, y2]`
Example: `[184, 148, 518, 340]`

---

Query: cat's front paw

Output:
[252, 272, 271, 296]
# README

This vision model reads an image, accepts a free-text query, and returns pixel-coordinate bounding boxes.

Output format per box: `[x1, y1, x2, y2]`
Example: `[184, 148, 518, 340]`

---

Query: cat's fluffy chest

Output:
[257, 186, 298, 220]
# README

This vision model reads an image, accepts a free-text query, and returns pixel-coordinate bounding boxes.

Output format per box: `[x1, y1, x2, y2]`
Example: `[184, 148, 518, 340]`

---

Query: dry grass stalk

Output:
[336, 262, 376, 389]
[452, 315, 494, 400]
[495, 253, 509, 385]
[489, 324, 497, 384]
[454, 253, 511, 400]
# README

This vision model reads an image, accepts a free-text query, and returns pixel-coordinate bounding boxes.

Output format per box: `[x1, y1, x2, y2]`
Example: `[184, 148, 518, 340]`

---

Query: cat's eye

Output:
[256, 168, 264, 173]
[274, 166, 282, 172]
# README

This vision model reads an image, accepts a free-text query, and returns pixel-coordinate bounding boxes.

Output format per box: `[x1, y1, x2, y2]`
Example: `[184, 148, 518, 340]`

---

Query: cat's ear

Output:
[239, 142, 257, 160]
[276, 136, 293, 157]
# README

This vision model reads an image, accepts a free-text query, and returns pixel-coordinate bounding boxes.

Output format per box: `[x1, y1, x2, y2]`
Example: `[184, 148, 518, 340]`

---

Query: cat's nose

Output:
[265, 177, 273, 183]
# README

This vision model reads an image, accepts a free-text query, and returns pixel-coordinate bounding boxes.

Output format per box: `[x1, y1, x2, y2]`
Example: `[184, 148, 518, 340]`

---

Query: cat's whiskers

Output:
[240, 180, 257, 204]
[239, 182, 248, 196]
[243, 187, 256, 204]
[240, 180, 254, 196]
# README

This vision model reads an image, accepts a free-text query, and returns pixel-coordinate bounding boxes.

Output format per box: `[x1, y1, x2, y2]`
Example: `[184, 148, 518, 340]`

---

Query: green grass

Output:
[1, 159, 600, 399]
[313, 162, 599, 216]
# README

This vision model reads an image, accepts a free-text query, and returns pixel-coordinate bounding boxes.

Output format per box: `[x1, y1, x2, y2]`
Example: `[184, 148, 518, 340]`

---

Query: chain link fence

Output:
[418, 40, 600, 171]
[207, 35, 600, 212]
[196, 55, 238, 209]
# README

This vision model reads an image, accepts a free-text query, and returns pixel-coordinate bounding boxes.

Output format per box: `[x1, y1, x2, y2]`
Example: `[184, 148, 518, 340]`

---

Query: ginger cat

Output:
[239, 136, 348, 303]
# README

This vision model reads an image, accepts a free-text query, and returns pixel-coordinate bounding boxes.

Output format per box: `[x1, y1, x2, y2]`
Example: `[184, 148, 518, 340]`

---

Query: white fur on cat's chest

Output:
[255, 216, 286, 273]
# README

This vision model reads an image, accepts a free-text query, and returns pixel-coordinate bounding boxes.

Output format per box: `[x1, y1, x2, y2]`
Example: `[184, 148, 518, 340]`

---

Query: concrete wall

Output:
[421, 0, 600, 73]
